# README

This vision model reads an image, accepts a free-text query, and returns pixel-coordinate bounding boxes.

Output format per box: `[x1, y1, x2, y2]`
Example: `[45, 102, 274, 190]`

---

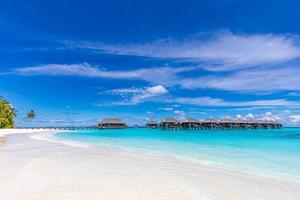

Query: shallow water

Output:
[55, 128, 300, 181]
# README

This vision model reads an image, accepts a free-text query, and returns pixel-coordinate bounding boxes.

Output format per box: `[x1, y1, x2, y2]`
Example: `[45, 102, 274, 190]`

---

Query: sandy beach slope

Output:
[0, 129, 299, 200]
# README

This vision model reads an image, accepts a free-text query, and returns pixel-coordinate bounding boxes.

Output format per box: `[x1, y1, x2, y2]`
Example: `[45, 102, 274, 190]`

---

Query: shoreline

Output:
[0, 130, 300, 199]
[0, 128, 57, 136]
[47, 131, 300, 184]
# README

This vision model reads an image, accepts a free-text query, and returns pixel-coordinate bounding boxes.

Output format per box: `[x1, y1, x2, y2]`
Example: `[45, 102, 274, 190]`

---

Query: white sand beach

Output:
[0, 129, 300, 200]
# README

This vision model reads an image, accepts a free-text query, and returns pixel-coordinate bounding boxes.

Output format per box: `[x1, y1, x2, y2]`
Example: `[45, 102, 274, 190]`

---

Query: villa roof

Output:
[100, 118, 125, 124]
[219, 118, 236, 123]
[146, 120, 158, 125]
[202, 118, 219, 123]
[161, 118, 180, 123]
[256, 120, 271, 124]
[234, 119, 248, 123]
[181, 117, 200, 123]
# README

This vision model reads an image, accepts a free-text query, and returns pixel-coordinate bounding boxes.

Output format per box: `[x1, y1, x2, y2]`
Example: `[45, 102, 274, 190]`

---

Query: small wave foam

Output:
[30, 134, 89, 149]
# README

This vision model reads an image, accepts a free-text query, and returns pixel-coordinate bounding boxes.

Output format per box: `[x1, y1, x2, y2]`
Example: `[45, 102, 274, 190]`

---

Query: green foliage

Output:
[0, 99, 17, 128]
[26, 110, 36, 120]
[17, 109, 36, 126]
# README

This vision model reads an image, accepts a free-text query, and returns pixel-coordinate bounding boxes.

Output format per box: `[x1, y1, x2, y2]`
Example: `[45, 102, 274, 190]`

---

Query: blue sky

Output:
[1, 0, 300, 126]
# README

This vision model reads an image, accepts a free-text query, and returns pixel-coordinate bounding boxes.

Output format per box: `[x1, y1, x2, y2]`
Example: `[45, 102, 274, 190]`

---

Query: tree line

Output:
[0, 98, 35, 128]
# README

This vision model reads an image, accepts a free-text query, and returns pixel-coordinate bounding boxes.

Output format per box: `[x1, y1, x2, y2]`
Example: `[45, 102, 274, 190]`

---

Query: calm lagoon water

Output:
[55, 128, 300, 181]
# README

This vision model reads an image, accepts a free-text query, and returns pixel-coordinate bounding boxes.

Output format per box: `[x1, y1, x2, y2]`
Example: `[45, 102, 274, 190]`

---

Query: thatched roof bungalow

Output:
[233, 119, 249, 129]
[254, 120, 282, 129]
[98, 118, 127, 129]
[201, 118, 220, 129]
[181, 118, 201, 128]
[272, 121, 283, 128]
[219, 119, 238, 129]
[146, 121, 159, 128]
[160, 118, 180, 128]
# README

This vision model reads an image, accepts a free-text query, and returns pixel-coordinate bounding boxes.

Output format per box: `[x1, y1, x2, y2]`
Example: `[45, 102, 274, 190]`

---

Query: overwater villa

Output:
[98, 117, 282, 130]
[155, 117, 282, 130]
[98, 118, 127, 129]
[219, 119, 238, 129]
[233, 119, 248, 129]
[181, 118, 201, 129]
[254, 120, 282, 129]
[160, 118, 180, 129]
[146, 121, 159, 128]
[201, 118, 221, 129]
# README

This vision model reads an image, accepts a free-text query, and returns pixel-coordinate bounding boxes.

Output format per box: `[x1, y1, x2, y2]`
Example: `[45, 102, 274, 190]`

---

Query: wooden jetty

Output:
[18, 117, 282, 131]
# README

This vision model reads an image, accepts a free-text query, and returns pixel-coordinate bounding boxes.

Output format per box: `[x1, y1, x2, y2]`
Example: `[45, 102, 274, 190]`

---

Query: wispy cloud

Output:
[235, 112, 280, 122]
[10, 62, 300, 94]
[232, 106, 274, 111]
[12, 63, 196, 86]
[159, 107, 174, 111]
[14, 63, 140, 79]
[98, 88, 300, 108]
[97, 85, 168, 106]
[289, 115, 300, 124]
[180, 67, 300, 92]
[162, 96, 300, 107]
[31, 117, 98, 126]
[66, 31, 300, 71]
[174, 110, 186, 120]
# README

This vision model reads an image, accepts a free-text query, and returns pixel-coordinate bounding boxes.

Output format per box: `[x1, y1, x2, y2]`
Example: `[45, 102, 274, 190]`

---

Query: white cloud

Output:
[12, 62, 300, 94]
[245, 113, 255, 119]
[232, 106, 274, 111]
[174, 110, 184, 114]
[129, 85, 168, 104]
[145, 85, 168, 95]
[13, 63, 300, 108]
[174, 110, 186, 120]
[162, 96, 300, 107]
[258, 112, 280, 122]
[289, 115, 300, 124]
[234, 113, 256, 121]
[14, 63, 134, 78]
[146, 111, 155, 120]
[111, 88, 143, 95]
[160, 107, 174, 111]
[34, 118, 97, 125]
[227, 112, 284, 122]
[100, 85, 168, 106]
[165, 97, 226, 106]
[13, 63, 197, 87]
[172, 104, 181, 108]
[97, 91, 300, 108]
[180, 67, 300, 92]
[67, 31, 300, 71]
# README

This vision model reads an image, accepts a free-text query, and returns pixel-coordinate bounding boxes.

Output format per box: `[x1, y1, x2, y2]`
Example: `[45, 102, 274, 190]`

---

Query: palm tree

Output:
[26, 110, 36, 120]
[17, 110, 36, 125]
[0, 98, 17, 128]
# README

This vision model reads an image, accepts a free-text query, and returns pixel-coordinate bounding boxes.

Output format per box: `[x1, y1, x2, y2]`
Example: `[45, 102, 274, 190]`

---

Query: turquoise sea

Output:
[55, 128, 300, 181]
